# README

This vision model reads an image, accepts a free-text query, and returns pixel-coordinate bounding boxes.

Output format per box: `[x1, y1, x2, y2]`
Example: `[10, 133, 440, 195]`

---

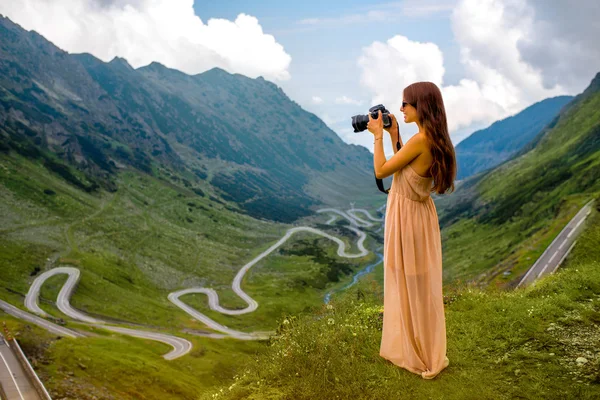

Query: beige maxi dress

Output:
[379, 163, 450, 379]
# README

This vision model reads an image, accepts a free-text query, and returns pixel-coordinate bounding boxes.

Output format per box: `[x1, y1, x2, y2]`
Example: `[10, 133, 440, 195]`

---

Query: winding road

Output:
[0, 299, 82, 339]
[168, 207, 384, 339]
[6, 193, 594, 362]
[9, 206, 385, 358]
[25, 267, 193, 360]
[3, 195, 593, 363]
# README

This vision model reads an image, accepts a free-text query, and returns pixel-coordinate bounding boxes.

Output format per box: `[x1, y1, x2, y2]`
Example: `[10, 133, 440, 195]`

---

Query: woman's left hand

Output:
[367, 110, 384, 137]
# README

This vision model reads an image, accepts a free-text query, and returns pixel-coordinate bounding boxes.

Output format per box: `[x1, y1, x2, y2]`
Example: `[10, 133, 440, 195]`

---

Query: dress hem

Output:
[380, 354, 450, 380]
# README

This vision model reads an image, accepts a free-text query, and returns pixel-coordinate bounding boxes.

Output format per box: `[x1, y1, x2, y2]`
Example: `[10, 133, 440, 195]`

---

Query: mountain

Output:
[435, 71, 600, 288]
[200, 209, 600, 399]
[1, 12, 600, 399]
[0, 14, 377, 224]
[0, 15, 387, 399]
[455, 95, 573, 180]
[441, 72, 600, 229]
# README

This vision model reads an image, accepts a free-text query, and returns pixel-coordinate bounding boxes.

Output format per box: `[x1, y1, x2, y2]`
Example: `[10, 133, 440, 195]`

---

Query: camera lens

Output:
[351, 114, 369, 132]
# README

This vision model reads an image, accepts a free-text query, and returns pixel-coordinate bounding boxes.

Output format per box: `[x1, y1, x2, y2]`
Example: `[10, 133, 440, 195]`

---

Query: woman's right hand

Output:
[384, 113, 399, 136]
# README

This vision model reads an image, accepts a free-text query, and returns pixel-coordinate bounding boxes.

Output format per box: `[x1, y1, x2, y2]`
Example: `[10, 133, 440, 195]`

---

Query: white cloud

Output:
[311, 96, 324, 104]
[451, 0, 564, 105]
[335, 96, 363, 106]
[357, 0, 575, 140]
[516, 0, 600, 93]
[0, 0, 291, 81]
[446, 0, 568, 129]
[357, 35, 448, 133]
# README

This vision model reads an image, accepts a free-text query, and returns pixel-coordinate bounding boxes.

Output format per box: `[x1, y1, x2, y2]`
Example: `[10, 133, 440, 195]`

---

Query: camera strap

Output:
[375, 138, 402, 194]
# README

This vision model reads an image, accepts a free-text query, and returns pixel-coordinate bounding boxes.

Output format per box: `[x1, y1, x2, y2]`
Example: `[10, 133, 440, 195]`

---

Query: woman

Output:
[367, 81, 456, 379]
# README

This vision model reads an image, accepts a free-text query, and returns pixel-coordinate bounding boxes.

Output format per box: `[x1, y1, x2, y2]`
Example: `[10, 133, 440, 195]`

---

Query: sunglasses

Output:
[402, 101, 415, 108]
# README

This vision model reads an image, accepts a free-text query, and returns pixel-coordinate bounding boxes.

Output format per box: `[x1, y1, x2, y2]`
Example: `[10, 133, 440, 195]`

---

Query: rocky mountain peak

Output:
[582, 71, 600, 97]
[108, 56, 134, 71]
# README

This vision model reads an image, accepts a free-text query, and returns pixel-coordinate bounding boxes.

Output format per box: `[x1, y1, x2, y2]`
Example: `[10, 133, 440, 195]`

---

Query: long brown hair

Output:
[404, 81, 456, 195]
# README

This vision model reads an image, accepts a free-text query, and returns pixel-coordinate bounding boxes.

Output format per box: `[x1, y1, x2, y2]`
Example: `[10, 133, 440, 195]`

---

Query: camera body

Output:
[351, 104, 392, 133]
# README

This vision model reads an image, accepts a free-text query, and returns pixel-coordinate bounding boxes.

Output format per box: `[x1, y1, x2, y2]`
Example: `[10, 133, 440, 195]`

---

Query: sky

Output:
[0, 0, 599, 157]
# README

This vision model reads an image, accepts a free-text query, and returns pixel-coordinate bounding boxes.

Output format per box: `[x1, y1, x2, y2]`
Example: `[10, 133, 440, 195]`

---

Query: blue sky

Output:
[193, 0, 597, 151]
[196, 0, 468, 151]
[2, 0, 599, 156]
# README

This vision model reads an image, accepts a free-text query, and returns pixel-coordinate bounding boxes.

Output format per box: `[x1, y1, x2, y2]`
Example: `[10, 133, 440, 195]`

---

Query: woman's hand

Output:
[384, 113, 399, 136]
[367, 110, 384, 137]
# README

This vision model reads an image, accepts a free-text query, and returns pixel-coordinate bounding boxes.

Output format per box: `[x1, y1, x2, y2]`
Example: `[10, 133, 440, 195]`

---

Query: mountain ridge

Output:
[434, 69, 600, 289]
[0, 14, 377, 223]
[455, 95, 573, 180]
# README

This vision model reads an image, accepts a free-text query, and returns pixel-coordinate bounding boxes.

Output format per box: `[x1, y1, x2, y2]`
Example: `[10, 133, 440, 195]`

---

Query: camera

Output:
[351, 104, 392, 133]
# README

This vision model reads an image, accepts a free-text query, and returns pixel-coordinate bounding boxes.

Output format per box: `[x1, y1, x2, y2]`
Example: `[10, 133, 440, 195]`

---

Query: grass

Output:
[0, 151, 382, 398]
[437, 86, 600, 291]
[2, 314, 266, 400]
[0, 87, 599, 398]
[181, 235, 372, 332]
[0, 152, 373, 330]
[200, 208, 600, 400]
[1, 145, 598, 399]
[440, 193, 596, 290]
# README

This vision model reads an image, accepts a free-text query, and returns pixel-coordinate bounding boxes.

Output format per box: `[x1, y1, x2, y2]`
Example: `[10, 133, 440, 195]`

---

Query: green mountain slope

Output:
[436, 72, 600, 289]
[1, 11, 599, 400]
[201, 205, 600, 400]
[0, 14, 380, 223]
[455, 95, 573, 180]
[0, 14, 387, 397]
[0, 150, 382, 399]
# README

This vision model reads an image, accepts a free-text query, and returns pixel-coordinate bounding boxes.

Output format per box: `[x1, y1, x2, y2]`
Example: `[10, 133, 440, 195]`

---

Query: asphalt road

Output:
[25, 267, 192, 360]
[168, 207, 378, 339]
[0, 299, 82, 338]
[7, 205, 382, 351]
[517, 199, 595, 288]
[25, 267, 100, 324]
[0, 338, 41, 400]
[10, 195, 592, 362]
[101, 327, 192, 361]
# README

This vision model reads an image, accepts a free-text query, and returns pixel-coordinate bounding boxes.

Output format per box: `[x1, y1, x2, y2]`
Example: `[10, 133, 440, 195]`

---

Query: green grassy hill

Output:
[0, 148, 383, 399]
[1, 64, 598, 400]
[0, 149, 382, 329]
[0, 14, 388, 398]
[200, 206, 600, 400]
[1, 12, 599, 400]
[0, 14, 382, 223]
[436, 72, 600, 291]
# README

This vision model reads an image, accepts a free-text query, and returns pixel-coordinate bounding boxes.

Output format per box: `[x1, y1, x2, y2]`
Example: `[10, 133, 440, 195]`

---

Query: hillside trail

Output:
[19, 202, 386, 356]
[168, 206, 384, 339]
[24, 190, 193, 360]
